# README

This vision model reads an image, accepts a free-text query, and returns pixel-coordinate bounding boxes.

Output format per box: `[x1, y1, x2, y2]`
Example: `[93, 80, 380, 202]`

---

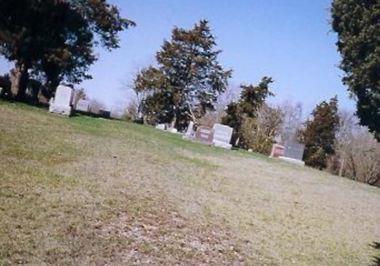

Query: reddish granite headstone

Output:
[195, 126, 214, 144]
[270, 144, 285, 158]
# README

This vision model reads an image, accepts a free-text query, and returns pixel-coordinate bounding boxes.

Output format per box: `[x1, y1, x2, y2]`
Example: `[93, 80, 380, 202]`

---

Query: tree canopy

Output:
[222, 77, 275, 147]
[301, 96, 340, 169]
[0, 0, 134, 99]
[134, 20, 231, 129]
[331, 0, 380, 141]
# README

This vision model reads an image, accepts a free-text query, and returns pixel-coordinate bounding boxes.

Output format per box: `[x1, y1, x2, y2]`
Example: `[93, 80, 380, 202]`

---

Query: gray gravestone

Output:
[212, 123, 233, 149]
[49, 85, 73, 116]
[99, 109, 111, 119]
[283, 141, 305, 161]
[75, 99, 90, 113]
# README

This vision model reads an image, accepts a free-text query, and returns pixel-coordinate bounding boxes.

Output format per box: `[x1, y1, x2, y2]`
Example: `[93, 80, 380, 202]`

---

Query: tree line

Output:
[0, 0, 379, 186]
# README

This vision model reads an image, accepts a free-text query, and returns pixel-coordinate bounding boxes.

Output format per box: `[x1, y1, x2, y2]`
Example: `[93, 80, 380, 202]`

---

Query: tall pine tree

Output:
[134, 20, 231, 129]
[302, 97, 340, 169]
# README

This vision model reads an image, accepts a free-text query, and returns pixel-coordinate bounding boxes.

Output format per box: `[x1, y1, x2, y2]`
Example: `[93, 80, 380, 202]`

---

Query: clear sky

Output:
[0, 0, 356, 113]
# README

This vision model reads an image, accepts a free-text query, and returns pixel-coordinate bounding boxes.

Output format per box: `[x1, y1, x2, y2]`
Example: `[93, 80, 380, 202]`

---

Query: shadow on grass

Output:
[371, 242, 380, 266]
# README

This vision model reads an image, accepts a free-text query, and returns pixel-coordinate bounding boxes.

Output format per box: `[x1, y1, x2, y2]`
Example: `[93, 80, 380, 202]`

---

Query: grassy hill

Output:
[1, 100, 379, 265]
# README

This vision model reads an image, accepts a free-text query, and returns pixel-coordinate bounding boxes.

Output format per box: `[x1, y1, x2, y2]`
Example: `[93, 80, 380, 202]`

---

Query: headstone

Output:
[183, 121, 195, 139]
[283, 141, 305, 161]
[278, 156, 305, 166]
[270, 144, 285, 158]
[212, 123, 233, 149]
[89, 102, 101, 115]
[156, 124, 166, 130]
[49, 85, 73, 116]
[75, 99, 90, 113]
[277, 141, 305, 166]
[195, 126, 214, 145]
[168, 127, 178, 133]
[110, 108, 124, 119]
[99, 109, 111, 119]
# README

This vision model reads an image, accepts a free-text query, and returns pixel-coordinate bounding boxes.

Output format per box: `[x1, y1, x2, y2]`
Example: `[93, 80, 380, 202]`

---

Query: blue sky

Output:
[0, 0, 355, 113]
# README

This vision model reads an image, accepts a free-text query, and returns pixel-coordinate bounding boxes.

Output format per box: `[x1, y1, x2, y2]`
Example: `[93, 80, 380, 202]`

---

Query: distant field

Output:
[1, 100, 379, 265]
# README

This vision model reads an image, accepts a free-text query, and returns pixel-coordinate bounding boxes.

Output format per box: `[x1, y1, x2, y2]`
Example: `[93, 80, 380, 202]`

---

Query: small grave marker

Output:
[195, 126, 214, 144]
[213, 123, 233, 149]
[155, 124, 166, 130]
[75, 99, 90, 113]
[270, 144, 285, 158]
[183, 121, 195, 139]
[49, 85, 73, 116]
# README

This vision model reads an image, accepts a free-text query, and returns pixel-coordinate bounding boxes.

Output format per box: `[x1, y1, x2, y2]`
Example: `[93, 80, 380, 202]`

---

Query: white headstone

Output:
[212, 123, 233, 149]
[155, 124, 166, 130]
[49, 85, 73, 116]
[168, 127, 178, 133]
[75, 99, 90, 113]
[183, 121, 195, 140]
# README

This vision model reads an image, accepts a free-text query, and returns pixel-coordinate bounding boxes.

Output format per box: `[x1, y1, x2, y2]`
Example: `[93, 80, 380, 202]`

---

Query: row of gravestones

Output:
[155, 121, 233, 149]
[52, 85, 304, 162]
[49, 85, 123, 119]
[270, 142, 305, 166]
[183, 122, 233, 149]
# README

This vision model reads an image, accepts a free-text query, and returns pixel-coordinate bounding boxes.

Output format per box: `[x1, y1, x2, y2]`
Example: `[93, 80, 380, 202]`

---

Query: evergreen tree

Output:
[331, 0, 380, 141]
[302, 97, 340, 169]
[134, 20, 231, 129]
[133, 66, 174, 124]
[222, 77, 274, 147]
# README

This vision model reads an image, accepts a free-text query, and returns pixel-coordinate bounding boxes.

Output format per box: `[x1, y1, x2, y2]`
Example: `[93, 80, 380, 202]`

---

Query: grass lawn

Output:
[1, 100, 379, 265]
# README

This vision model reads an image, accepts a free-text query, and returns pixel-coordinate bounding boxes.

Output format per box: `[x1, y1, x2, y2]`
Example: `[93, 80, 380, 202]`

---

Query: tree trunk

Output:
[170, 115, 177, 129]
[339, 158, 345, 177]
[10, 63, 29, 101]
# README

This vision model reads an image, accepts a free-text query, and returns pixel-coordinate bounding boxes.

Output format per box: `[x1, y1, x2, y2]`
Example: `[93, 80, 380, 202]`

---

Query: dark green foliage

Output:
[301, 97, 340, 169]
[221, 77, 274, 147]
[0, 74, 11, 98]
[134, 20, 231, 130]
[238, 77, 274, 117]
[134, 66, 174, 125]
[0, 0, 134, 99]
[331, 0, 380, 141]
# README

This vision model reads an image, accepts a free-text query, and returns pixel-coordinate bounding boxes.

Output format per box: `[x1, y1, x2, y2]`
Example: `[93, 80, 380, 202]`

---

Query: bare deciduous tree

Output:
[279, 100, 303, 144]
[329, 111, 380, 187]
[241, 104, 283, 155]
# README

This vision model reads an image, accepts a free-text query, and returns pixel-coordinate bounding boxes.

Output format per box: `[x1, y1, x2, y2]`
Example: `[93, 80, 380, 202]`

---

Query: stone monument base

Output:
[49, 104, 72, 116]
[278, 156, 305, 166]
[213, 140, 232, 149]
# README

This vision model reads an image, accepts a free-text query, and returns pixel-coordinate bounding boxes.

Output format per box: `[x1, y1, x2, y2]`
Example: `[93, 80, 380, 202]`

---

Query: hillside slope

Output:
[1, 101, 379, 265]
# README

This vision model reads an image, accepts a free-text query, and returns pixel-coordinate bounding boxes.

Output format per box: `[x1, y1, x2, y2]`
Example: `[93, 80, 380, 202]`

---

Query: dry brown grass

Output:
[1, 101, 379, 265]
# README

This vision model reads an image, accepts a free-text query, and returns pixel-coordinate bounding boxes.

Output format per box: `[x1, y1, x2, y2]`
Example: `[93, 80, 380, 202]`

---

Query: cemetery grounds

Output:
[1, 101, 380, 265]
